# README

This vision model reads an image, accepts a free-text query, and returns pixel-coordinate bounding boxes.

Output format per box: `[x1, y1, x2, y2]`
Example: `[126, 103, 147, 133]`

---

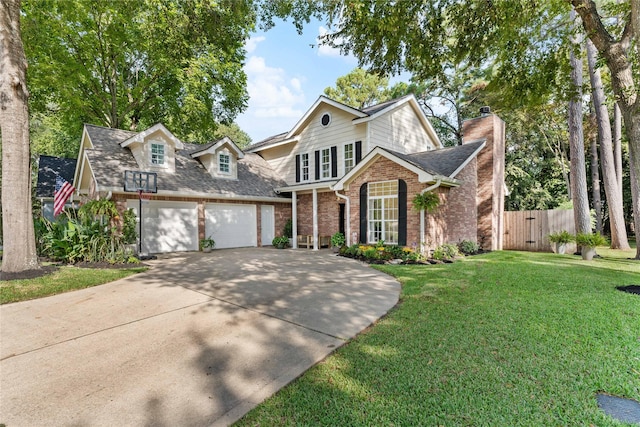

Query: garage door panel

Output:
[205, 204, 257, 249]
[127, 200, 198, 253]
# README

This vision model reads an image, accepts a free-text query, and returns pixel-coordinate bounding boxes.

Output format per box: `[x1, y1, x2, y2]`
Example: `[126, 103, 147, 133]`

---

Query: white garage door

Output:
[127, 200, 198, 253]
[205, 203, 257, 249]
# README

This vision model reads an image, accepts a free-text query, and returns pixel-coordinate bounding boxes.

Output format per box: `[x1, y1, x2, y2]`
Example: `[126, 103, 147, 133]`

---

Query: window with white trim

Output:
[219, 152, 230, 174]
[151, 143, 165, 165]
[368, 180, 398, 244]
[300, 153, 309, 181]
[321, 148, 331, 179]
[344, 143, 354, 174]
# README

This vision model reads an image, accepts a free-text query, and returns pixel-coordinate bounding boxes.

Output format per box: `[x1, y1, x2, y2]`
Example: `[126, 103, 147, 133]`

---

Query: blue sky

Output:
[235, 19, 409, 144]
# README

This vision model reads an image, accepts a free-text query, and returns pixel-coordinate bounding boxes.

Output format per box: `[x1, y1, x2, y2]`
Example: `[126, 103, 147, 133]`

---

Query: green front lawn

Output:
[0, 265, 147, 304]
[237, 250, 640, 426]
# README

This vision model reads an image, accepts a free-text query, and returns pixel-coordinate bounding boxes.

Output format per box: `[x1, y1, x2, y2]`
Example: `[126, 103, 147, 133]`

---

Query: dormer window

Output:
[219, 153, 230, 174]
[151, 143, 165, 166]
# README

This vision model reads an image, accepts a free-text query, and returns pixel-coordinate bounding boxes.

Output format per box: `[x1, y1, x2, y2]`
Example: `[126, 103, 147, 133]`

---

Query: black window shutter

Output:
[331, 146, 338, 177]
[398, 179, 407, 246]
[315, 150, 320, 180]
[295, 154, 300, 183]
[360, 183, 368, 244]
[355, 141, 362, 164]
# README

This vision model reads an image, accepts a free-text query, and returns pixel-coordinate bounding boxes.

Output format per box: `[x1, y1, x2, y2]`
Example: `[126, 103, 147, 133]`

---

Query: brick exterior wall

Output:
[295, 192, 341, 237]
[425, 158, 478, 249]
[111, 193, 291, 247]
[462, 114, 506, 250]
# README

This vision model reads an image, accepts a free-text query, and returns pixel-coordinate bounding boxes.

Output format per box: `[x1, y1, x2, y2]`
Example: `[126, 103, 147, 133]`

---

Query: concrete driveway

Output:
[0, 249, 400, 426]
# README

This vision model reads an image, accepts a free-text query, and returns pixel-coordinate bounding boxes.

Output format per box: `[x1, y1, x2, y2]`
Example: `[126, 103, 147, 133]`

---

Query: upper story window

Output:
[151, 143, 165, 166]
[344, 143, 354, 174]
[321, 148, 331, 179]
[321, 113, 331, 127]
[219, 152, 230, 174]
[300, 153, 309, 181]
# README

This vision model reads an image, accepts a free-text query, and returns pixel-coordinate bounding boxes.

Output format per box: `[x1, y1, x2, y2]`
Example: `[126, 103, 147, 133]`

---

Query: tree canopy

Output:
[323, 68, 391, 109]
[22, 0, 255, 144]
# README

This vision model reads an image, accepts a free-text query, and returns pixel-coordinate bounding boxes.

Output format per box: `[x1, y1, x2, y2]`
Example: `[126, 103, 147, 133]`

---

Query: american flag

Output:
[54, 175, 75, 217]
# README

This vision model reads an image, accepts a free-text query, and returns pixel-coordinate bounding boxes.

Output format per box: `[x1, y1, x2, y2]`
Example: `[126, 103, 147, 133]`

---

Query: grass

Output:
[0, 265, 147, 304]
[236, 249, 640, 426]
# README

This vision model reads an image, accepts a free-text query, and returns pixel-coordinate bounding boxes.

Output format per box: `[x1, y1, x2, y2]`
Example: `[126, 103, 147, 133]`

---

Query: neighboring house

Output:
[72, 94, 505, 254]
[36, 155, 78, 221]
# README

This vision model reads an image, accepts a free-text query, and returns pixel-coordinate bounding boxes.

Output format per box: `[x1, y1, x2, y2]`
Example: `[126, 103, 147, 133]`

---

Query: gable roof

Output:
[190, 136, 244, 160]
[119, 123, 184, 149]
[36, 155, 78, 198]
[247, 94, 441, 152]
[333, 141, 485, 191]
[81, 124, 287, 200]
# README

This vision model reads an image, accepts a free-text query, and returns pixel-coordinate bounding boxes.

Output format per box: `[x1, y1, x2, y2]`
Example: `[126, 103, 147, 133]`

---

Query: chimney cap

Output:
[480, 106, 491, 115]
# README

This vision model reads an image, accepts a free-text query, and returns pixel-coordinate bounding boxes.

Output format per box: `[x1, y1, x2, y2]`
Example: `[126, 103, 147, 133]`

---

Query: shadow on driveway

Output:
[0, 248, 400, 426]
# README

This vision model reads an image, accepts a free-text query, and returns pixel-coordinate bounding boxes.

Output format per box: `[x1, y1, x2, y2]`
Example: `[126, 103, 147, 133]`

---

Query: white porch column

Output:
[292, 191, 298, 249]
[312, 188, 318, 250]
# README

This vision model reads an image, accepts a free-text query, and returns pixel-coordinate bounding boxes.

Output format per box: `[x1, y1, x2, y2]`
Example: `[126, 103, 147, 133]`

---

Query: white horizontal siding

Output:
[370, 103, 435, 154]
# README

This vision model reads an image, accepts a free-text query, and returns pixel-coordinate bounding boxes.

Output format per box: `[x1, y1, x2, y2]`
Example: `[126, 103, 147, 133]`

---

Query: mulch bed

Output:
[1, 261, 146, 282]
[0, 265, 59, 281]
[616, 285, 640, 295]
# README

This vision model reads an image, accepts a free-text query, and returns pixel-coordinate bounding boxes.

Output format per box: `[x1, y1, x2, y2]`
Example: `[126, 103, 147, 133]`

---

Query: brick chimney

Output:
[462, 107, 506, 251]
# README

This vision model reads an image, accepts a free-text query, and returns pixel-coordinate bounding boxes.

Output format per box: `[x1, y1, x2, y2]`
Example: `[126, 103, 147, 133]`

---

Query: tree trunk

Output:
[0, 0, 40, 273]
[572, 0, 640, 259]
[613, 103, 623, 196]
[586, 39, 629, 248]
[588, 110, 602, 233]
[568, 13, 592, 237]
[626, 114, 640, 260]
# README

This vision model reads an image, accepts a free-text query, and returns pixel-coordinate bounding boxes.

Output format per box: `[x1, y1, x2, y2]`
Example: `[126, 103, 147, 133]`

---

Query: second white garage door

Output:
[205, 203, 257, 249]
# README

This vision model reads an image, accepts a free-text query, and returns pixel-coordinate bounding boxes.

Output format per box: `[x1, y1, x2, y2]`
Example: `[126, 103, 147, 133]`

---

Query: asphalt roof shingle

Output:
[386, 140, 486, 178]
[84, 125, 287, 199]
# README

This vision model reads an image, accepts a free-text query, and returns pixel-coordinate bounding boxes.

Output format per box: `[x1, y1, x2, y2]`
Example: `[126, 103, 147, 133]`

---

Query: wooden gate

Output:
[503, 209, 575, 252]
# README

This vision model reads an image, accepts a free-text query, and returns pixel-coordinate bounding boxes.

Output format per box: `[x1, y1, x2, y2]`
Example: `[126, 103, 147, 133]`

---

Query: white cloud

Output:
[290, 77, 302, 92]
[236, 55, 308, 141]
[244, 56, 305, 119]
[245, 36, 265, 54]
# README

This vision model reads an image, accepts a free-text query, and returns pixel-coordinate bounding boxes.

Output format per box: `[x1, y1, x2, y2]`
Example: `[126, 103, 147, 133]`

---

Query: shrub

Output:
[283, 219, 293, 238]
[330, 232, 345, 247]
[38, 210, 129, 264]
[200, 236, 216, 250]
[272, 235, 290, 249]
[433, 243, 460, 261]
[548, 230, 575, 244]
[458, 240, 480, 255]
[575, 232, 608, 247]
[122, 209, 138, 244]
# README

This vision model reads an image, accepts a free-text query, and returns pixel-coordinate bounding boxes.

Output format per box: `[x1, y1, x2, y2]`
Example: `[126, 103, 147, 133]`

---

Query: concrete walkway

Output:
[0, 249, 400, 426]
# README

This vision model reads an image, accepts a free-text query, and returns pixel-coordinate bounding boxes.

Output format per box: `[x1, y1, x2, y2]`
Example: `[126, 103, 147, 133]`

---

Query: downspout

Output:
[420, 178, 442, 255]
[335, 191, 350, 246]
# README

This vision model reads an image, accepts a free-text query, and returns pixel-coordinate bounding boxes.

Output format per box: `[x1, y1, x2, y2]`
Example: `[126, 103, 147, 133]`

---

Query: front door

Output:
[261, 205, 275, 246]
[339, 203, 345, 235]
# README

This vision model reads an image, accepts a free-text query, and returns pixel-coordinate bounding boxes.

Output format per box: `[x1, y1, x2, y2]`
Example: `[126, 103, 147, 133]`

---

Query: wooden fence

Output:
[503, 209, 576, 252]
